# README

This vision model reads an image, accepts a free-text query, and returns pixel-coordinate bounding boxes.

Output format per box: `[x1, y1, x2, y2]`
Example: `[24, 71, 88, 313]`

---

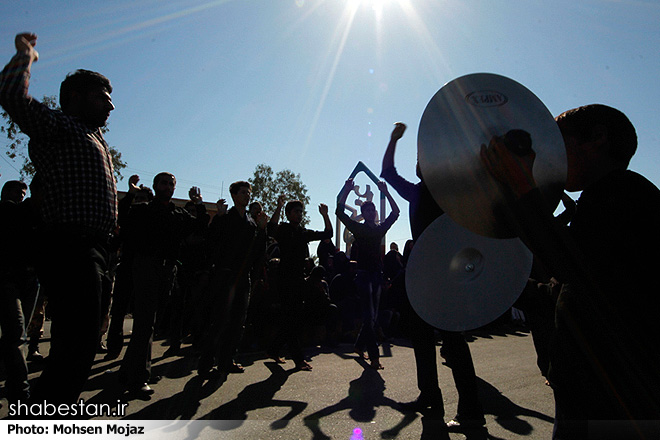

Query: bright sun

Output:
[347, 0, 394, 11]
[346, 0, 401, 20]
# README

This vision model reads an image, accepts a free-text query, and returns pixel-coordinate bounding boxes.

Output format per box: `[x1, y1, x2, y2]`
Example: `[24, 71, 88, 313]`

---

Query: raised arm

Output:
[0, 33, 38, 107]
[215, 198, 228, 217]
[189, 186, 203, 205]
[335, 179, 355, 215]
[188, 186, 209, 227]
[14, 33, 39, 63]
[336, 179, 356, 227]
[270, 194, 286, 225]
[127, 174, 140, 194]
[118, 175, 140, 224]
[377, 180, 400, 227]
[381, 122, 406, 172]
[0, 33, 60, 140]
[380, 123, 419, 202]
[318, 203, 333, 235]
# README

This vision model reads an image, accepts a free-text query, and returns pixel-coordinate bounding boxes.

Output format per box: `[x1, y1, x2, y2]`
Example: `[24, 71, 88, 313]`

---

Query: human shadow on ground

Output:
[120, 372, 226, 420]
[83, 351, 227, 415]
[177, 362, 305, 439]
[303, 360, 426, 440]
[476, 376, 554, 438]
[83, 350, 199, 398]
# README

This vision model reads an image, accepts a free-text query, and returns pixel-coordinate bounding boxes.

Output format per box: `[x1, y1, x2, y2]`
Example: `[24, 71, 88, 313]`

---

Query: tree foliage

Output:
[1, 95, 127, 181]
[249, 163, 311, 226]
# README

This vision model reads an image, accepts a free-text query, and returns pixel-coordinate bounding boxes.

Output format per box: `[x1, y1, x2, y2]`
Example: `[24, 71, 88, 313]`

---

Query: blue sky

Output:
[2, 0, 659, 253]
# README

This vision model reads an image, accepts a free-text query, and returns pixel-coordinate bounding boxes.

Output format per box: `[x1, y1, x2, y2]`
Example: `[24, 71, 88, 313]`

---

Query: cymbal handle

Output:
[503, 129, 532, 156]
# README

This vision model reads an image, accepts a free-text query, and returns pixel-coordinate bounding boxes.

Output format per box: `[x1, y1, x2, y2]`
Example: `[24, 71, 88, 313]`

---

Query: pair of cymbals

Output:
[406, 73, 566, 331]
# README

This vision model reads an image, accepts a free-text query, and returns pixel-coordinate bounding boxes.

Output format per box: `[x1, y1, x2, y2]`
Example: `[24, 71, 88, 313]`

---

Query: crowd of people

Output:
[2, 31, 660, 439]
[0, 170, 429, 400]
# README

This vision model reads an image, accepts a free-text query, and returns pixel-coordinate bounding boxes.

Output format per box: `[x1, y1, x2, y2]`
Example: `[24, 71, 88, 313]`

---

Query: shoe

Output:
[227, 363, 245, 373]
[267, 351, 286, 363]
[27, 349, 44, 362]
[126, 383, 154, 398]
[446, 418, 486, 432]
[140, 384, 155, 395]
[97, 342, 108, 353]
[268, 353, 286, 363]
[354, 349, 369, 360]
[148, 375, 162, 384]
[295, 361, 313, 371]
[369, 360, 384, 370]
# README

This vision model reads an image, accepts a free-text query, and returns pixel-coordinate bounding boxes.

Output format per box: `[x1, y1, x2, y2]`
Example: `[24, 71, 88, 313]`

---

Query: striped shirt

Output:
[0, 53, 117, 235]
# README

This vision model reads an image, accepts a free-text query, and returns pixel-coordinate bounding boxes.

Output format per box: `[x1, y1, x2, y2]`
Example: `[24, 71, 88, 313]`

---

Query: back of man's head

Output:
[360, 201, 376, 214]
[60, 69, 112, 113]
[556, 104, 637, 167]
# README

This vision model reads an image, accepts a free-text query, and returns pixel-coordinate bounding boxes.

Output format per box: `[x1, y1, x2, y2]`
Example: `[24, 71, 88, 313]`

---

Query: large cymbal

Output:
[406, 215, 532, 332]
[417, 73, 566, 238]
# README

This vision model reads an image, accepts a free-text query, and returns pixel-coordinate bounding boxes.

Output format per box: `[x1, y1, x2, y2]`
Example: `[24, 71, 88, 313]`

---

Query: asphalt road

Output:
[1, 319, 555, 439]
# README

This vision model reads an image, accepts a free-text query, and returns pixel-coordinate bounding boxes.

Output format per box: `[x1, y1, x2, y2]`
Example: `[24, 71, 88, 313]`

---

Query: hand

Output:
[128, 174, 140, 193]
[15, 33, 38, 62]
[480, 135, 537, 198]
[277, 194, 286, 209]
[255, 211, 268, 229]
[216, 198, 228, 215]
[319, 203, 329, 216]
[391, 122, 406, 141]
[189, 186, 202, 204]
[376, 180, 388, 193]
[343, 179, 355, 192]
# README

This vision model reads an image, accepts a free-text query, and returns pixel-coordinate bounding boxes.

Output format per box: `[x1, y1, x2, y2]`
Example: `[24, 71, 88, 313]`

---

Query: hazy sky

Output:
[2, 0, 659, 252]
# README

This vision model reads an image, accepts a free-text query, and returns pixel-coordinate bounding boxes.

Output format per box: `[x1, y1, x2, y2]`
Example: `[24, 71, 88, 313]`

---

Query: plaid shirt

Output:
[0, 53, 117, 235]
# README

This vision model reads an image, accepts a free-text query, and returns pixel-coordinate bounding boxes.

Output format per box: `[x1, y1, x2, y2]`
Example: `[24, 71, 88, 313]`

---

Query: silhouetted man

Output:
[1, 33, 117, 404]
[381, 123, 484, 430]
[198, 181, 267, 377]
[118, 173, 208, 396]
[482, 104, 660, 438]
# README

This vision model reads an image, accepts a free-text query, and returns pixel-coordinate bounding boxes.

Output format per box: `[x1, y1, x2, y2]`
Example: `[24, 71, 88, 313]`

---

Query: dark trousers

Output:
[355, 270, 382, 361]
[30, 231, 109, 404]
[0, 269, 39, 402]
[106, 258, 133, 355]
[440, 330, 483, 420]
[269, 276, 306, 365]
[119, 254, 175, 386]
[200, 269, 250, 371]
[395, 270, 482, 420]
[408, 315, 441, 397]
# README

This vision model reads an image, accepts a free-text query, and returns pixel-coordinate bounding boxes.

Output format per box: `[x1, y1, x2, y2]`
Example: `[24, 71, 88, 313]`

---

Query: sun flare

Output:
[347, 0, 395, 14]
